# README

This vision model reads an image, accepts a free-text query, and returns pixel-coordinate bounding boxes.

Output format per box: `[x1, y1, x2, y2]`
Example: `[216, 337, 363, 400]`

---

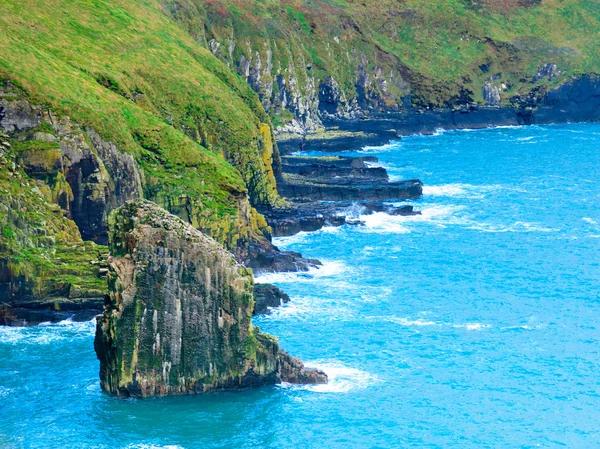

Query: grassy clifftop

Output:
[0, 0, 287, 305]
[167, 0, 600, 128]
[0, 0, 281, 211]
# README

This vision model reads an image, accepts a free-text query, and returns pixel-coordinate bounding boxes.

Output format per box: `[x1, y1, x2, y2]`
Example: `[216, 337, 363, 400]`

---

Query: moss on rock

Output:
[95, 200, 326, 397]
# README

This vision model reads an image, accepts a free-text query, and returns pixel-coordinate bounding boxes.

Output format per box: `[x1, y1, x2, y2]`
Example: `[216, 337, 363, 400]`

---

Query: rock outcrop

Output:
[253, 284, 291, 315]
[94, 200, 326, 397]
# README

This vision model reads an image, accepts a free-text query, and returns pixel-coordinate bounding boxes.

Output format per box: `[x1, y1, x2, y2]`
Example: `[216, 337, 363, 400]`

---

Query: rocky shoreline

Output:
[94, 201, 327, 397]
[1, 149, 423, 324]
[278, 75, 600, 154]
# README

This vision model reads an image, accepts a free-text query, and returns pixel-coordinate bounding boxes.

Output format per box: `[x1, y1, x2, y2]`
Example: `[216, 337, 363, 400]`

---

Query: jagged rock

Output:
[253, 283, 291, 315]
[94, 200, 326, 397]
[260, 201, 420, 237]
[534, 63, 562, 83]
[279, 152, 422, 202]
[0, 89, 143, 243]
[483, 81, 502, 106]
[281, 155, 388, 182]
[238, 237, 322, 274]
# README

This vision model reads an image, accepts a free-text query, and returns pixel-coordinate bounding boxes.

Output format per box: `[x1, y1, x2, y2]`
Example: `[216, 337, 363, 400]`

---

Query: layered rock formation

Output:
[94, 200, 326, 397]
[253, 284, 291, 315]
[277, 155, 423, 202]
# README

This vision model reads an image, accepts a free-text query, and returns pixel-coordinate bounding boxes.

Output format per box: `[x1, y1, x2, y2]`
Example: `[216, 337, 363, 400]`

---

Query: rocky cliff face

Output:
[94, 200, 326, 397]
[0, 79, 317, 314]
[0, 129, 107, 322]
[164, 0, 600, 135]
[0, 82, 143, 244]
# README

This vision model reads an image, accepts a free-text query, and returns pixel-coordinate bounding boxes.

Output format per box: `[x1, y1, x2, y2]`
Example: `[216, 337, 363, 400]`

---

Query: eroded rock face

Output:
[0, 83, 143, 243]
[94, 200, 326, 397]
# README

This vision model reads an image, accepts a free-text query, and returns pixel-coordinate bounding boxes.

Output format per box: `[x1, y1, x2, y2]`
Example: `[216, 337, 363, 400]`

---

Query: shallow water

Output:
[2, 123, 600, 448]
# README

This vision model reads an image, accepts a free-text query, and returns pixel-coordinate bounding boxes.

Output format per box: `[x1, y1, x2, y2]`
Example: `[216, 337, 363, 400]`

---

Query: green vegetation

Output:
[167, 0, 600, 118]
[0, 0, 290, 304]
[0, 0, 282, 226]
[0, 136, 107, 299]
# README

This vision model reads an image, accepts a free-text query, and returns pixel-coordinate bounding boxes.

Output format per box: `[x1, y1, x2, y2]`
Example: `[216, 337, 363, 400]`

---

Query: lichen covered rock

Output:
[94, 200, 326, 397]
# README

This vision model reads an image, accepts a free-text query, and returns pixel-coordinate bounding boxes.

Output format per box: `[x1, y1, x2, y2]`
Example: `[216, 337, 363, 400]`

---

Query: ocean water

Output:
[2, 123, 600, 448]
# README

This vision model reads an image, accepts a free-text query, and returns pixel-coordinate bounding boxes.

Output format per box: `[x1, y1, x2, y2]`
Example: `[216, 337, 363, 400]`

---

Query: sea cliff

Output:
[94, 200, 327, 397]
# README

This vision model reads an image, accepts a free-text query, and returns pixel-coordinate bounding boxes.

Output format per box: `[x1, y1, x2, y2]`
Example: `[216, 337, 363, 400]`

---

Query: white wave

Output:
[583, 217, 598, 225]
[491, 124, 524, 130]
[358, 205, 461, 234]
[359, 212, 411, 234]
[382, 316, 438, 327]
[467, 221, 559, 233]
[254, 261, 348, 284]
[272, 231, 309, 248]
[453, 323, 491, 331]
[423, 184, 470, 197]
[0, 319, 96, 345]
[367, 315, 491, 332]
[262, 295, 352, 321]
[502, 323, 547, 331]
[423, 183, 526, 199]
[319, 225, 341, 234]
[516, 136, 535, 141]
[360, 141, 400, 153]
[281, 360, 379, 393]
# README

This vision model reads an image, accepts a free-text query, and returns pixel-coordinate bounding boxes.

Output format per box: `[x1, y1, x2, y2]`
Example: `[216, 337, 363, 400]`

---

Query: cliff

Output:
[94, 200, 326, 397]
[0, 130, 107, 325]
[0, 0, 318, 316]
[164, 0, 600, 133]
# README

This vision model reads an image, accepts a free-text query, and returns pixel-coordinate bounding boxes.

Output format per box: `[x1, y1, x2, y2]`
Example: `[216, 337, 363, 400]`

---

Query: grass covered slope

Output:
[0, 0, 282, 221]
[166, 0, 600, 127]
[0, 0, 290, 307]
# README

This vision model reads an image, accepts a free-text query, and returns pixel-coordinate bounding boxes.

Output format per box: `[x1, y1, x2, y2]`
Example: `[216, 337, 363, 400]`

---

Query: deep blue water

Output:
[2, 123, 600, 448]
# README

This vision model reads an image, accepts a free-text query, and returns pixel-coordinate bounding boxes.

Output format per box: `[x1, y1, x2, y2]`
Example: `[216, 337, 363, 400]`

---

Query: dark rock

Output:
[281, 155, 388, 182]
[0, 93, 143, 244]
[0, 296, 104, 326]
[253, 283, 291, 315]
[260, 201, 420, 237]
[278, 176, 423, 202]
[94, 200, 326, 397]
[0, 306, 101, 326]
[279, 74, 600, 153]
[238, 237, 322, 274]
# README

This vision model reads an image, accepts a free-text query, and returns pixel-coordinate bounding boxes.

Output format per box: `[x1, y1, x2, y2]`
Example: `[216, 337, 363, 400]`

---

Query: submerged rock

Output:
[94, 200, 326, 397]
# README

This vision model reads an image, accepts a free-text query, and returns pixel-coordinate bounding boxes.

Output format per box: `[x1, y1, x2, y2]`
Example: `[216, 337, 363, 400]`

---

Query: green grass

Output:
[167, 0, 600, 112]
[0, 0, 282, 246]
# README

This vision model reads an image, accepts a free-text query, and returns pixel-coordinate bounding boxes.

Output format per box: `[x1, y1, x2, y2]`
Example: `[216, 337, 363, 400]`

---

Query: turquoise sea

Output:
[2, 123, 600, 448]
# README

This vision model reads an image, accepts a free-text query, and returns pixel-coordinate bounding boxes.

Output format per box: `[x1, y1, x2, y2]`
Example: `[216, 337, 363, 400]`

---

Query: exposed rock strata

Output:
[94, 200, 326, 397]
[279, 174, 423, 202]
[0, 83, 319, 318]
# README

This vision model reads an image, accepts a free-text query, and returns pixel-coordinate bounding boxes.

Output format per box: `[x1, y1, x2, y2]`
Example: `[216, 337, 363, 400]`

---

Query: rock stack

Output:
[94, 200, 326, 397]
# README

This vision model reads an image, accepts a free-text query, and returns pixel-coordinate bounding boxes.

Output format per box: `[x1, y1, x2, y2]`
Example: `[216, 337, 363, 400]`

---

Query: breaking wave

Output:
[281, 361, 379, 393]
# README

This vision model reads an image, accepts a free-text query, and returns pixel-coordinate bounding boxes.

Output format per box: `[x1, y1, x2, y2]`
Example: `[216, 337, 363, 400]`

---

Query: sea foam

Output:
[254, 260, 348, 284]
[281, 360, 379, 393]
